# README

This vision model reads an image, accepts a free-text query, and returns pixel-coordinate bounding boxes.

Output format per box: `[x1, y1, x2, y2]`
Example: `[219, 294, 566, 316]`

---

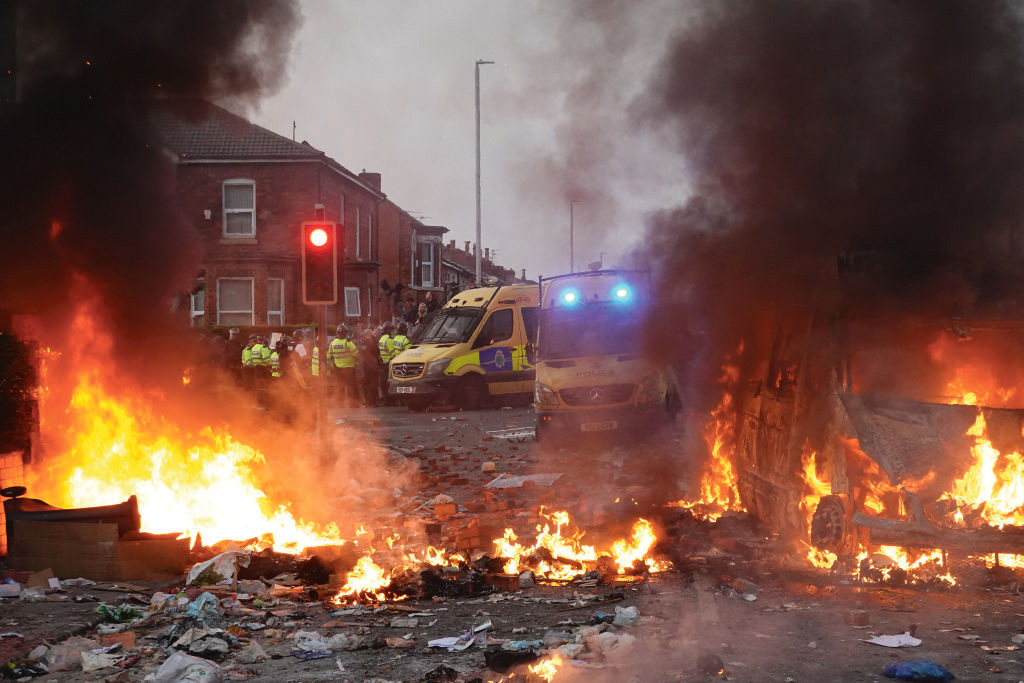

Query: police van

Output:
[388, 284, 540, 410]
[533, 270, 679, 440]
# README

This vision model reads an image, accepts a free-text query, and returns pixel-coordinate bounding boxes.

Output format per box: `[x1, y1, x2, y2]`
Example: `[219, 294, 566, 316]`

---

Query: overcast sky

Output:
[245, 0, 689, 281]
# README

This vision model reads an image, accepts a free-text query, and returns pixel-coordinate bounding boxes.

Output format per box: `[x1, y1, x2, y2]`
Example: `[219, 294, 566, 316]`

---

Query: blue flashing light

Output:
[560, 288, 580, 306]
[612, 284, 633, 302]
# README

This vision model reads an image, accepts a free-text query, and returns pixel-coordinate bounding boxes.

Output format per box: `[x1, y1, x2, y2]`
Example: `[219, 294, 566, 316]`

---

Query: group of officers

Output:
[233, 321, 413, 407]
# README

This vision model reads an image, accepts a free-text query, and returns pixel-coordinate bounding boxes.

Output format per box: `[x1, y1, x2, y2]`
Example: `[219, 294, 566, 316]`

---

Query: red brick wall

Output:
[175, 161, 382, 326]
[378, 201, 402, 288]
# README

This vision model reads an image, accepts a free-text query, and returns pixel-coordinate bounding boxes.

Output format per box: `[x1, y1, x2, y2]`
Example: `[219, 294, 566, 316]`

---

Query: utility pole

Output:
[475, 59, 494, 284]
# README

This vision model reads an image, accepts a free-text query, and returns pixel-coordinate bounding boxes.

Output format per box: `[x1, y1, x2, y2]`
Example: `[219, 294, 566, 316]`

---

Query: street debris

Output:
[865, 632, 923, 648]
[485, 473, 562, 489]
[882, 659, 956, 681]
[485, 427, 536, 442]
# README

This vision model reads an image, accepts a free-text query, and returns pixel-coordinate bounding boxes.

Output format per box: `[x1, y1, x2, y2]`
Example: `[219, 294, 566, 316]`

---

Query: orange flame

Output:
[674, 350, 745, 520]
[333, 555, 392, 603]
[26, 294, 344, 553]
[528, 653, 563, 682]
[494, 509, 598, 579]
[798, 443, 837, 568]
[29, 373, 345, 552]
[942, 410, 1024, 529]
[492, 510, 669, 580]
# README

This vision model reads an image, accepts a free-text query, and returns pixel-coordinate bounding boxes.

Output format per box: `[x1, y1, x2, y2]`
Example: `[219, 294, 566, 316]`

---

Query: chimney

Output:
[464, 241, 470, 252]
[358, 170, 382, 193]
[521, 268, 526, 281]
[484, 248, 490, 261]
[473, 244, 478, 256]
[448, 240, 455, 249]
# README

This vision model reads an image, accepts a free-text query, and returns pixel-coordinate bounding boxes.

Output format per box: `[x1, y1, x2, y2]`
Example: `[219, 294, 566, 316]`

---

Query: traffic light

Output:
[301, 221, 338, 305]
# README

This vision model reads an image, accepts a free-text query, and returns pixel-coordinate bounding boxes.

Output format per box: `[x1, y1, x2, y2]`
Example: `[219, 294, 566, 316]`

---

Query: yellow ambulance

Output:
[388, 284, 540, 410]
[533, 270, 679, 440]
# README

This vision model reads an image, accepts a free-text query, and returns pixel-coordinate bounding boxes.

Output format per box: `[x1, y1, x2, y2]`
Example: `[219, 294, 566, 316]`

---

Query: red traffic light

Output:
[301, 221, 339, 305]
[309, 227, 328, 247]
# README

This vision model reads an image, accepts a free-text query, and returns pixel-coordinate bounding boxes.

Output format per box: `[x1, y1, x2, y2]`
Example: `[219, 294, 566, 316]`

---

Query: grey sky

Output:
[246, 0, 689, 280]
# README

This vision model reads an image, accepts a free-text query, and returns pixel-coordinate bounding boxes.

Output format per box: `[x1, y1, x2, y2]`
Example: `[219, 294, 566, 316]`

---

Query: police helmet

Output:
[383, 322, 396, 332]
[337, 324, 348, 337]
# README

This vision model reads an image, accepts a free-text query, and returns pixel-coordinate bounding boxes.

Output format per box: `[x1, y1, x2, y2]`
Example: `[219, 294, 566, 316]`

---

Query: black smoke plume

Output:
[635, 0, 1024, 413]
[0, 0, 299, 384]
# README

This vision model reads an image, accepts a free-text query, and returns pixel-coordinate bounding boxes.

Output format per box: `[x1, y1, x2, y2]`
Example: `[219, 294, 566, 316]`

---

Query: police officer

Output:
[392, 323, 411, 356]
[270, 340, 284, 379]
[258, 335, 273, 372]
[245, 334, 262, 389]
[378, 322, 397, 403]
[329, 324, 359, 407]
[378, 322, 397, 364]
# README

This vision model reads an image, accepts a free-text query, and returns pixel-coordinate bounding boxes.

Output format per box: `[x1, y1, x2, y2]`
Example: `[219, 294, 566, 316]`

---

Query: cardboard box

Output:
[8, 520, 188, 580]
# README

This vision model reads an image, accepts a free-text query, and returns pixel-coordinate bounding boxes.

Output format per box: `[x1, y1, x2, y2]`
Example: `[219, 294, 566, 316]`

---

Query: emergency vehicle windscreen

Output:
[415, 308, 484, 344]
[539, 304, 642, 360]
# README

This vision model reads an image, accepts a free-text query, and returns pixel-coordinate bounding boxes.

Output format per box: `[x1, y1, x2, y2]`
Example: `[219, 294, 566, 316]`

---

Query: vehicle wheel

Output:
[456, 374, 487, 411]
[406, 397, 431, 412]
[810, 494, 847, 552]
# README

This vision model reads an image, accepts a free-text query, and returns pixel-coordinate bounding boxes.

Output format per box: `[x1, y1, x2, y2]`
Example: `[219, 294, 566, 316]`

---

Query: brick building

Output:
[440, 240, 517, 292]
[153, 100, 386, 328]
[153, 99, 524, 328]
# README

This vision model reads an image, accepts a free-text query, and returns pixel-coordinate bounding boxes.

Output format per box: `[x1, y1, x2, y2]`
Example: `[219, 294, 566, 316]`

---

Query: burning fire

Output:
[494, 510, 597, 579]
[26, 299, 345, 553]
[494, 509, 668, 580]
[328, 511, 670, 603]
[858, 546, 955, 586]
[928, 332, 1021, 407]
[674, 349, 746, 521]
[528, 653, 563, 681]
[333, 555, 393, 603]
[941, 410, 1024, 529]
[799, 444, 831, 517]
[30, 372, 345, 552]
[798, 443, 839, 568]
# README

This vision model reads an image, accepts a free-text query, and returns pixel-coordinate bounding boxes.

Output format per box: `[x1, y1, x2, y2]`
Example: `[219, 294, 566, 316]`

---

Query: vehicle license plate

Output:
[580, 420, 617, 432]
[396, 386, 416, 394]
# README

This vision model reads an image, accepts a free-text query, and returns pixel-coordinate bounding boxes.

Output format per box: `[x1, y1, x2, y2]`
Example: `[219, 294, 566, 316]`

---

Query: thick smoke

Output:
[0, 0, 299, 383]
[633, 0, 1024, 412]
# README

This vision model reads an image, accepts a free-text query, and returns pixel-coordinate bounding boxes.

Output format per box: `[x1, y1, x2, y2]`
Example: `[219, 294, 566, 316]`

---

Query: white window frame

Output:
[344, 287, 361, 317]
[417, 239, 436, 287]
[267, 277, 284, 326]
[190, 288, 205, 327]
[368, 213, 373, 261]
[222, 179, 255, 237]
[216, 277, 254, 325]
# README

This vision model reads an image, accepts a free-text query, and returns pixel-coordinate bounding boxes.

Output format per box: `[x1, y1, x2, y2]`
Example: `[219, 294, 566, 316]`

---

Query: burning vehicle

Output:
[728, 254, 1024, 574]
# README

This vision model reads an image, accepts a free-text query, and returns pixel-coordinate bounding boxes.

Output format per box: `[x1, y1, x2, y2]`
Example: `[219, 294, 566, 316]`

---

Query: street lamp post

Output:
[570, 200, 581, 273]
[475, 59, 494, 284]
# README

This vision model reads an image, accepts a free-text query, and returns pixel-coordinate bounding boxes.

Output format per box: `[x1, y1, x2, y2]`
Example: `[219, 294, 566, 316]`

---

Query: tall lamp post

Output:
[475, 59, 494, 284]
[570, 199, 581, 273]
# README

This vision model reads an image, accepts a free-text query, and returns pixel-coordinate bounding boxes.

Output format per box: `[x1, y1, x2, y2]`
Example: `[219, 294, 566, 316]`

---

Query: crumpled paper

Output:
[865, 632, 922, 648]
[186, 551, 251, 587]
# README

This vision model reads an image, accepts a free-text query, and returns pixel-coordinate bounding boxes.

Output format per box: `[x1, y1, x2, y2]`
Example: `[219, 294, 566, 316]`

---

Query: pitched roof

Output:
[150, 99, 325, 161]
